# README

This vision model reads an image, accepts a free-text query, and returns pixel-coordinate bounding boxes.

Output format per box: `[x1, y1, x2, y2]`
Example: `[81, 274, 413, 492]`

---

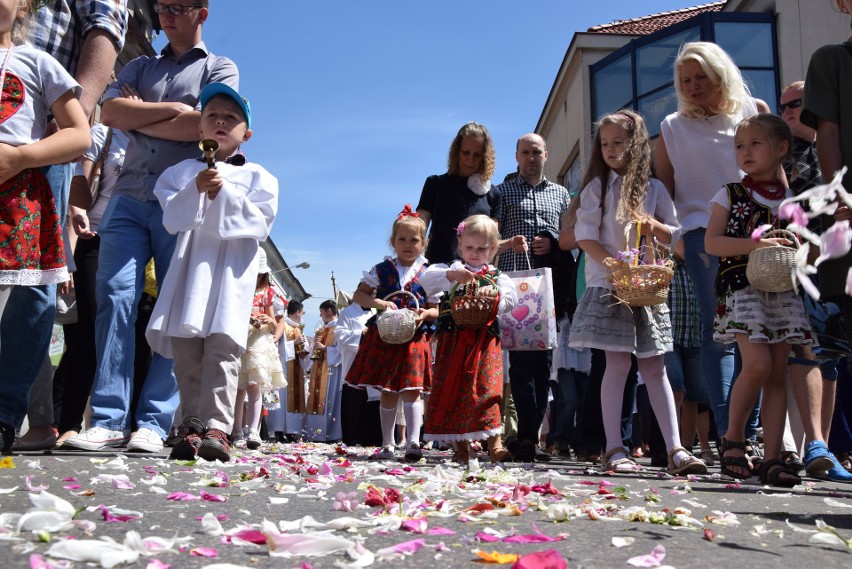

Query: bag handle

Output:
[381, 289, 419, 311]
[511, 249, 533, 272]
[622, 220, 657, 266]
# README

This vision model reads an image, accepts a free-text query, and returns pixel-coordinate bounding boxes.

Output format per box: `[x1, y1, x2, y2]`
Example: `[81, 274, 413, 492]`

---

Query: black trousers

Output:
[509, 350, 553, 444]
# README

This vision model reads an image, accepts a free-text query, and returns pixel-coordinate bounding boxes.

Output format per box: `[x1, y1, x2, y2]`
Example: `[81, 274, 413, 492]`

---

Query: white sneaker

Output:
[246, 429, 262, 450]
[63, 426, 130, 451]
[127, 428, 164, 453]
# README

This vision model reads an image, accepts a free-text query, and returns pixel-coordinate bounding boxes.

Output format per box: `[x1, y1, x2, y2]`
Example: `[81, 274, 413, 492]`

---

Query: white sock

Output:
[403, 399, 423, 446]
[380, 405, 397, 449]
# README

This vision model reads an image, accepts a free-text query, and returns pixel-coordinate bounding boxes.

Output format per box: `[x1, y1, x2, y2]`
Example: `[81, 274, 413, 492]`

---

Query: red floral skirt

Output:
[0, 168, 66, 285]
[424, 328, 503, 441]
[345, 326, 432, 393]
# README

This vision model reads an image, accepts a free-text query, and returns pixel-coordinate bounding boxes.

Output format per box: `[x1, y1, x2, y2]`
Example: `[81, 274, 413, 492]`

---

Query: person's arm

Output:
[273, 315, 286, 343]
[75, 29, 122, 118]
[815, 119, 843, 182]
[755, 98, 771, 113]
[705, 202, 788, 257]
[415, 209, 431, 227]
[0, 91, 89, 184]
[577, 239, 615, 266]
[353, 282, 396, 311]
[100, 95, 194, 134]
[655, 132, 675, 198]
[68, 157, 96, 209]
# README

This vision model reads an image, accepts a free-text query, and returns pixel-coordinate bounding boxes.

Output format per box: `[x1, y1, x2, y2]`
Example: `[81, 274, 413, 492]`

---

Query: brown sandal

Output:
[667, 445, 707, 476]
[488, 435, 512, 463]
[602, 447, 643, 472]
[451, 441, 470, 463]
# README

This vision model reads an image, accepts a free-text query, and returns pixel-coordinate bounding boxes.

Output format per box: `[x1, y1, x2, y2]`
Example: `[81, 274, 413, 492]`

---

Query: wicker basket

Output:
[746, 228, 799, 293]
[609, 224, 674, 307]
[376, 290, 419, 344]
[450, 276, 497, 329]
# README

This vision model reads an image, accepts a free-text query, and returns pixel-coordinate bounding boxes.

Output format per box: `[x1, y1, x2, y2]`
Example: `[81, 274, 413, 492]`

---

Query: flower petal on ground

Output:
[475, 550, 519, 564]
[45, 538, 140, 568]
[262, 520, 355, 558]
[612, 537, 634, 548]
[511, 549, 567, 569]
[627, 545, 666, 568]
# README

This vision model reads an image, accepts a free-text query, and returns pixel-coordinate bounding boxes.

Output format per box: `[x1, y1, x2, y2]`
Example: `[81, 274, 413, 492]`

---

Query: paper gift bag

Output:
[499, 267, 557, 350]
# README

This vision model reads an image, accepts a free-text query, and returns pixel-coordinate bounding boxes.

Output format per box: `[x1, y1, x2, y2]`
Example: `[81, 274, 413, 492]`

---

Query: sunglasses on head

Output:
[779, 98, 802, 113]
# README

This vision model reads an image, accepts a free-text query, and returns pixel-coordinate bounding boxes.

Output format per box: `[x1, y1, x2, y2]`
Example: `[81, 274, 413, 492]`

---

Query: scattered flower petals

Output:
[612, 537, 634, 548]
[626, 544, 666, 567]
[511, 549, 567, 569]
[475, 550, 519, 564]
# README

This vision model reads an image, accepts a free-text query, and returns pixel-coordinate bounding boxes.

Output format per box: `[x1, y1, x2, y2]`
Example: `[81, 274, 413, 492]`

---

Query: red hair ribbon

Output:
[397, 204, 419, 220]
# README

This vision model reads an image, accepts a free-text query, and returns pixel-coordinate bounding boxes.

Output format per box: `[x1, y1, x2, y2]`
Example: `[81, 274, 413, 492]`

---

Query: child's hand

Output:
[447, 268, 476, 284]
[0, 143, 24, 184]
[414, 307, 434, 326]
[510, 234, 528, 253]
[196, 167, 223, 199]
[755, 236, 792, 249]
[603, 256, 620, 268]
[378, 299, 398, 311]
[476, 285, 498, 298]
[835, 204, 852, 222]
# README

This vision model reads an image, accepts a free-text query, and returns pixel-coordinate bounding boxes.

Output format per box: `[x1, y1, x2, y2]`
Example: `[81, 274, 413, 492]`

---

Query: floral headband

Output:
[397, 204, 419, 220]
[456, 221, 466, 236]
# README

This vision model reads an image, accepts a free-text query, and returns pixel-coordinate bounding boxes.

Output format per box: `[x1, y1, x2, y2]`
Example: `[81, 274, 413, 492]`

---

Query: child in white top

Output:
[145, 83, 278, 462]
[0, 0, 90, 451]
[568, 110, 706, 476]
[421, 215, 517, 463]
[706, 113, 813, 487]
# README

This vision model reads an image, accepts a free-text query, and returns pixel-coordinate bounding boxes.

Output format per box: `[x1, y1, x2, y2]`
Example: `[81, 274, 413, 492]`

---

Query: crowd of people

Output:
[1, 1, 852, 487]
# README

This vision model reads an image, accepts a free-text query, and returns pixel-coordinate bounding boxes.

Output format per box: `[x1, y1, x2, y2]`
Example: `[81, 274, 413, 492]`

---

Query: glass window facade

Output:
[561, 155, 582, 199]
[590, 12, 778, 137]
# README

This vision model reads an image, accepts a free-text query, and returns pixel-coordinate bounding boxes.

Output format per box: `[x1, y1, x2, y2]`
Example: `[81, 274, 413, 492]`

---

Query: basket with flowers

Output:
[608, 222, 674, 307]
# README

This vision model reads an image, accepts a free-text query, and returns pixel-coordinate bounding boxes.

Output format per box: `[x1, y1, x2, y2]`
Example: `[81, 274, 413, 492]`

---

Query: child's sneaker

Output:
[197, 429, 231, 462]
[169, 418, 205, 460]
[373, 445, 395, 460]
[404, 442, 423, 462]
[246, 429, 262, 450]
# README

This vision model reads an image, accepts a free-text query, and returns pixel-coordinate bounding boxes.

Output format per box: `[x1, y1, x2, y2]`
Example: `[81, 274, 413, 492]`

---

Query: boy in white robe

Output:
[305, 300, 343, 442]
[146, 83, 278, 462]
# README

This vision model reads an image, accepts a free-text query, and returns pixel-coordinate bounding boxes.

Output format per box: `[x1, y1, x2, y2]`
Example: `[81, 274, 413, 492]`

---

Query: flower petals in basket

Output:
[376, 290, 419, 344]
[608, 223, 674, 308]
[450, 276, 498, 329]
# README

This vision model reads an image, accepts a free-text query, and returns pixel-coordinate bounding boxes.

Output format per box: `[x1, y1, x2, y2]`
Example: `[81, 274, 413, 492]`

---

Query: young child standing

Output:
[145, 83, 278, 462]
[568, 110, 706, 476]
[0, 0, 91, 452]
[421, 215, 517, 463]
[345, 206, 439, 461]
[233, 248, 285, 450]
[706, 113, 814, 486]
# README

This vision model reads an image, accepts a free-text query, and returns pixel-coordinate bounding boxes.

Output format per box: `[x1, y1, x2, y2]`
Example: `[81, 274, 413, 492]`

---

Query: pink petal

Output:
[476, 531, 501, 542]
[382, 538, 425, 555]
[779, 202, 809, 226]
[512, 549, 567, 569]
[145, 560, 171, 569]
[112, 478, 136, 490]
[25, 476, 49, 492]
[426, 526, 456, 535]
[318, 462, 333, 476]
[167, 492, 199, 501]
[189, 547, 218, 557]
[227, 529, 267, 545]
[200, 491, 227, 502]
[400, 519, 428, 533]
[503, 526, 564, 544]
[751, 224, 773, 241]
[627, 544, 666, 567]
[816, 221, 852, 264]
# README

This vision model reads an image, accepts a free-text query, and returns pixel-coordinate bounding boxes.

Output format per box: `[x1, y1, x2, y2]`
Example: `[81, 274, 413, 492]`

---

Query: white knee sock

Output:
[403, 399, 423, 446]
[380, 405, 397, 448]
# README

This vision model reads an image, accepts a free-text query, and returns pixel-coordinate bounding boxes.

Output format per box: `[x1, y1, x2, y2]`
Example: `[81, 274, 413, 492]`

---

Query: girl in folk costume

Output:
[567, 110, 707, 475]
[421, 215, 517, 463]
[0, 0, 90, 450]
[234, 248, 285, 450]
[345, 206, 439, 461]
[706, 114, 814, 486]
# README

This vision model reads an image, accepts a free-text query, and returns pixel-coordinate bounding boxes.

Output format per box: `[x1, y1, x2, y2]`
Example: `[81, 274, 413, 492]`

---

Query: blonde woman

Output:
[655, 42, 770, 445]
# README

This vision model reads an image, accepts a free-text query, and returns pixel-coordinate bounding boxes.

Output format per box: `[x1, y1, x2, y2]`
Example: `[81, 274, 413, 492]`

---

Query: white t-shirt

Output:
[73, 124, 128, 231]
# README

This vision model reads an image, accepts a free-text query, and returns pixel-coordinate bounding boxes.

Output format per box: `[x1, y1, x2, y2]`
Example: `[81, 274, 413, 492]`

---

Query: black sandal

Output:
[780, 451, 805, 474]
[720, 439, 753, 480]
[759, 458, 801, 488]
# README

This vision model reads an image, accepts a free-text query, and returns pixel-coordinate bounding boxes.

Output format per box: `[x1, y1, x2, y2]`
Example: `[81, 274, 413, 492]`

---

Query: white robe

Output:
[305, 318, 343, 441]
[146, 159, 278, 358]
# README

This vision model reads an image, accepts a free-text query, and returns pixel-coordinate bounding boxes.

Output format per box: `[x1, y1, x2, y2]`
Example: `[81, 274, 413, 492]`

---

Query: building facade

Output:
[537, 0, 849, 197]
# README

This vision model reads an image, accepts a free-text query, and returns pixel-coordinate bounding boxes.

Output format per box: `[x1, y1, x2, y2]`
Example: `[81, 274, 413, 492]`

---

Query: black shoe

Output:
[534, 446, 552, 462]
[513, 439, 536, 462]
[197, 429, 232, 462]
[169, 417, 205, 460]
[0, 422, 14, 455]
[557, 446, 572, 460]
[650, 452, 667, 468]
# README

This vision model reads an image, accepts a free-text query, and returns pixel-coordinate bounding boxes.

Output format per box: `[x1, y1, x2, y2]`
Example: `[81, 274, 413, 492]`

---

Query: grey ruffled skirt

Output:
[568, 286, 673, 358]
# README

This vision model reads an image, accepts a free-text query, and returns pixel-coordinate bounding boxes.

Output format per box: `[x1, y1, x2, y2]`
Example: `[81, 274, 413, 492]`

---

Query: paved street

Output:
[2, 444, 852, 568]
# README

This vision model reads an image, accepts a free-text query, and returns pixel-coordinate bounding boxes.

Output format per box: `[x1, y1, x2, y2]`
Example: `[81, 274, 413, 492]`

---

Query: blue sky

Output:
[157, 0, 699, 331]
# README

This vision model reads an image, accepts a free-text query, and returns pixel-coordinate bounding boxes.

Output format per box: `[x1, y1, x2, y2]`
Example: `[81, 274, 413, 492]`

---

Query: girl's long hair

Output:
[567, 109, 652, 224]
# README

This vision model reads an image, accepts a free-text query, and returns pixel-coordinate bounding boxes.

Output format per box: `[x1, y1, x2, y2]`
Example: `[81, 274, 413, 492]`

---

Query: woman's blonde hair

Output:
[456, 214, 499, 261]
[674, 42, 752, 119]
[447, 122, 496, 181]
[567, 109, 651, 224]
[12, 0, 33, 45]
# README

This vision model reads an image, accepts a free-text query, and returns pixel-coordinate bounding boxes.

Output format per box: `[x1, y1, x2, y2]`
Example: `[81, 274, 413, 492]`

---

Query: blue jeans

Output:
[664, 345, 707, 403]
[0, 285, 55, 428]
[682, 229, 735, 436]
[91, 195, 179, 439]
[45, 163, 72, 228]
[552, 368, 589, 447]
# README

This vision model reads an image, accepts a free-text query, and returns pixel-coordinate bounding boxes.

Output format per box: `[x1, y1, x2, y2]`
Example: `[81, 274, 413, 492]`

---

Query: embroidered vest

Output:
[715, 183, 779, 295]
[369, 259, 433, 333]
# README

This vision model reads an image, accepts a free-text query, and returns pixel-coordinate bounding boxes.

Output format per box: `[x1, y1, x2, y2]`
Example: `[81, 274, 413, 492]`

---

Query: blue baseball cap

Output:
[199, 83, 251, 128]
